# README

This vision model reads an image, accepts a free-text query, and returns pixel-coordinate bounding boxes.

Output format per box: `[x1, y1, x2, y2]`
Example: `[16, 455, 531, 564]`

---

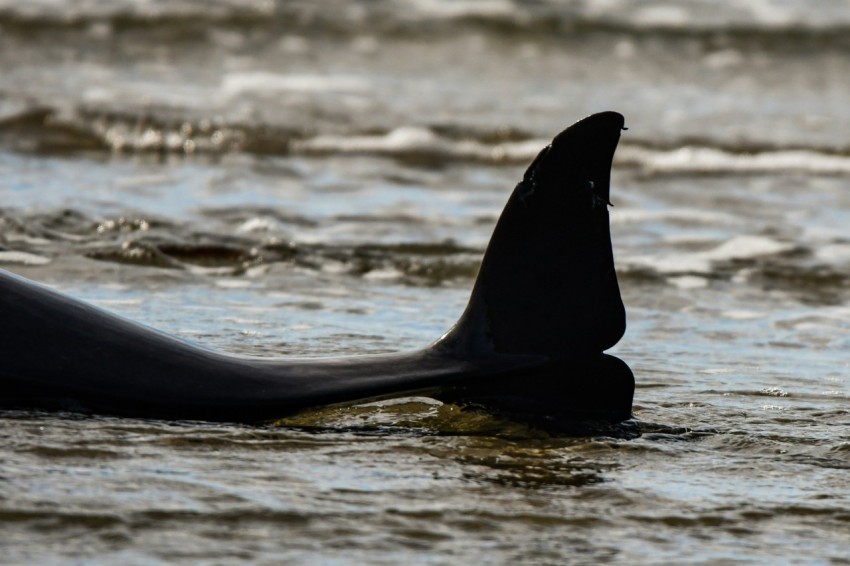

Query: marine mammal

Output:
[0, 111, 633, 425]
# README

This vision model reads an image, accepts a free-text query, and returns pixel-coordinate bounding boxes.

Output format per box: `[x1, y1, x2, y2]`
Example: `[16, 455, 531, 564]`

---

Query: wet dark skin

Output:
[0, 112, 633, 426]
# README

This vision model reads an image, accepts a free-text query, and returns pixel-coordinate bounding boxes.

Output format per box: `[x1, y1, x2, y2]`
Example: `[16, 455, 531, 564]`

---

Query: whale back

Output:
[443, 112, 626, 359]
[0, 112, 632, 423]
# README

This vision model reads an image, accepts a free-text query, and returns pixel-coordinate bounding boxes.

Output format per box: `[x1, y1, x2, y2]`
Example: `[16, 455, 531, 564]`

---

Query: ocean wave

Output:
[617, 145, 850, 175]
[621, 235, 796, 275]
[2, 0, 850, 44]
[3, 108, 850, 175]
[3, 205, 849, 305]
[0, 206, 483, 285]
[290, 127, 545, 165]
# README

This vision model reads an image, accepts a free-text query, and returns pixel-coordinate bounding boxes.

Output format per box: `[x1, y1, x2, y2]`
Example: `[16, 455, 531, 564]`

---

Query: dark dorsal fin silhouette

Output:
[442, 111, 626, 359]
[0, 111, 634, 425]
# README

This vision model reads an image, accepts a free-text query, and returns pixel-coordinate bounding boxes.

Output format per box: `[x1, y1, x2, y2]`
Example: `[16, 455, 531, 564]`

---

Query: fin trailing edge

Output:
[441, 111, 627, 360]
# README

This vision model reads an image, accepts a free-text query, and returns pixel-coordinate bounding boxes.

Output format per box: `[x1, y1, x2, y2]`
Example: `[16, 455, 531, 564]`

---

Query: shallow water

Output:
[1, 2, 849, 564]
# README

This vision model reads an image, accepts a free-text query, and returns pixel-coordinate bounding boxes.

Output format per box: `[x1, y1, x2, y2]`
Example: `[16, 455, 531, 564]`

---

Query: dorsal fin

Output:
[441, 112, 626, 359]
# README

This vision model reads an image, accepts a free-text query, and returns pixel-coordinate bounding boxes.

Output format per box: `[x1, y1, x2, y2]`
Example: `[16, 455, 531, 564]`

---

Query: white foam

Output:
[292, 131, 850, 173]
[722, 310, 766, 320]
[4, 234, 51, 246]
[624, 235, 792, 274]
[363, 268, 404, 281]
[0, 251, 50, 265]
[407, 0, 514, 19]
[296, 127, 437, 154]
[814, 243, 850, 264]
[294, 128, 544, 162]
[616, 145, 850, 175]
[214, 278, 253, 289]
[222, 72, 369, 97]
[625, 253, 712, 274]
[633, 5, 690, 27]
[742, 0, 799, 27]
[669, 275, 709, 289]
[236, 217, 287, 234]
[92, 298, 142, 308]
[703, 235, 793, 261]
[611, 207, 737, 225]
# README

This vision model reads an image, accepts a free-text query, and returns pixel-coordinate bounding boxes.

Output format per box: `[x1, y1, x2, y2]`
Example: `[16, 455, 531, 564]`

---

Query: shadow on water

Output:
[274, 401, 640, 440]
[272, 403, 637, 490]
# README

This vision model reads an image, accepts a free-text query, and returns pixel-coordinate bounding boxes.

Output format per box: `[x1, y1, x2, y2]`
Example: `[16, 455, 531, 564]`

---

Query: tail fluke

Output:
[443, 112, 627, 359]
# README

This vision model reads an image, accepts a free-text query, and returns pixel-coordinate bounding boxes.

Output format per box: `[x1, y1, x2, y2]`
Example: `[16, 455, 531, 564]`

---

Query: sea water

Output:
[0, 2, 848, 564]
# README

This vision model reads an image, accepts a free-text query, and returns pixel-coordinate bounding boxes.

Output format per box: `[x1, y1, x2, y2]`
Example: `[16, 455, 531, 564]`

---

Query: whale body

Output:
[0, 112, 633, 425]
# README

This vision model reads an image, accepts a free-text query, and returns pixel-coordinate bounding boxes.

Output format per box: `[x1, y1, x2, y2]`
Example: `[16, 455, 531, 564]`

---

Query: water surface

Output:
[1, 2, 848, 564]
